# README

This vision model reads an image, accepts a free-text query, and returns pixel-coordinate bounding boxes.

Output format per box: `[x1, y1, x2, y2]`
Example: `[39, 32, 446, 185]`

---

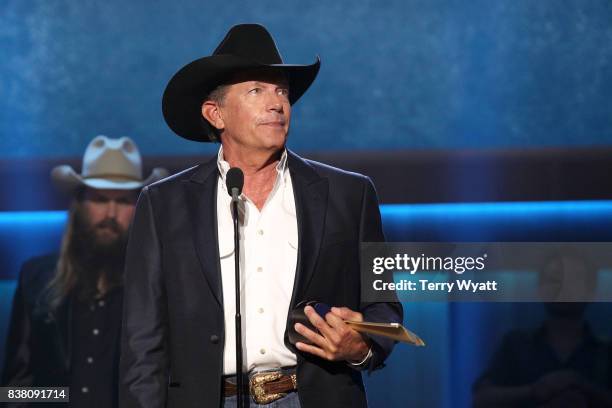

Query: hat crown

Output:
[213, 24, 283, 65]
[82, 135, 143, 180]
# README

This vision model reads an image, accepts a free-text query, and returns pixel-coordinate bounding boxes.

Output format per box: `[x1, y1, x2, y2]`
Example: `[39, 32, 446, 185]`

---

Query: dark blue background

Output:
[2, 2, 612, 407]
[2, 0, 612, 158]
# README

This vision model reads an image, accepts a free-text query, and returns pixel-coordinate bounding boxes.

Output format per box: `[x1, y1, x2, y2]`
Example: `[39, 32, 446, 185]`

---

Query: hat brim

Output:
[162, 54, 321, 142]
[51, 165, 169, 193]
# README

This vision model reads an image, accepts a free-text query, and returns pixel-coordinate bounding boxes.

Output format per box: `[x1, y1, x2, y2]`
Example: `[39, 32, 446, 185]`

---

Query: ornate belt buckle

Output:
[249, 371, 285, 405]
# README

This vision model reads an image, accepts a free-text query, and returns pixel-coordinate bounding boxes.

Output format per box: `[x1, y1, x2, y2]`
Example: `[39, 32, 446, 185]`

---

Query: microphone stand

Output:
[230, 188, 245, 408]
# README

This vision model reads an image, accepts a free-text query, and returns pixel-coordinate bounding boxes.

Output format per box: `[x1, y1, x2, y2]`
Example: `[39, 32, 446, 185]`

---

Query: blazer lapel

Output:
[183, 158, 223, 307]
[181, 151, 328, 310]
[287, 150, 329, 309]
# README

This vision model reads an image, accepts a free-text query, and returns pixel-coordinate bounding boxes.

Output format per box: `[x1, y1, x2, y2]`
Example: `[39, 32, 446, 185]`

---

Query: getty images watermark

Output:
[371, 252, 496, 293]
[361, 243, 612, 302]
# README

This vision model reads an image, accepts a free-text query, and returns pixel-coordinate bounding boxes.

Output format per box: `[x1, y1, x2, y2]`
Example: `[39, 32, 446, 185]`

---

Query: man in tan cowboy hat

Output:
[120, 24, 402, 408]
[2, 136, 166, 408]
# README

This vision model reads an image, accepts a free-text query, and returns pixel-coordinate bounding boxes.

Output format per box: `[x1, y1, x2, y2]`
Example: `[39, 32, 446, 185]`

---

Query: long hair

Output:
[45, 193, 127, 310]
[46, 198, 82, 310]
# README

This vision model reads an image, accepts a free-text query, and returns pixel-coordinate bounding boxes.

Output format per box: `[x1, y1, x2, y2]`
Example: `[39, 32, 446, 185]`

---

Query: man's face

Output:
[81, 188, 138, 245]
[209, 70, 291, 153]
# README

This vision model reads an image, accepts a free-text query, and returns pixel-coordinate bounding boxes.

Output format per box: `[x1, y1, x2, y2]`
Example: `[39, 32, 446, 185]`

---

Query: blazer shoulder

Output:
[145, 165, 200, 192]
[303, 158, 370, 184]
[144, 155, 218, 196]
[300, 158, 375, 203]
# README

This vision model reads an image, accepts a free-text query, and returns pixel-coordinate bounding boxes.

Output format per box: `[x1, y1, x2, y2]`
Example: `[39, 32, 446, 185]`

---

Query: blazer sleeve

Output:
[2, 265, 34, 387]
[358, 177, 403, 373]
[119, 186, 169, 408]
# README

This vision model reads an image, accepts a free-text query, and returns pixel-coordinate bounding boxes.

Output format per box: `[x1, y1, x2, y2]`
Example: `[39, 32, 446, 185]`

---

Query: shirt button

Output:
[86, 357, 94, 364]
[92, 328, 100, 336]
[210, 335, 219, 344]
[98, 300, 105, 307]
[260, 348, 266, 355]
[81, 386, 89, 393]
[257, 308, 264, 314]
[257, 229, 264, 236]
[256, 267, 263, 273]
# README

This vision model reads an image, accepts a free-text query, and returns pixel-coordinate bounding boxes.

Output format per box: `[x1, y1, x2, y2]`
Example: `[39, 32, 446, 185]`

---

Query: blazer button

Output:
[210, 335, 219, 344]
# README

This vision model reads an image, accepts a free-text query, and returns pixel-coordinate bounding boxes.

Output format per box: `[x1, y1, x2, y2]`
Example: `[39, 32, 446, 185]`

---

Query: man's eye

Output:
[277, 88, 289, 96]
[249, 88, 261, 95]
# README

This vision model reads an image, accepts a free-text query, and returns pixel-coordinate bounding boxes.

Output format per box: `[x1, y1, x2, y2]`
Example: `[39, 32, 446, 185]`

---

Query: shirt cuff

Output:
[348, 346, 373, 367]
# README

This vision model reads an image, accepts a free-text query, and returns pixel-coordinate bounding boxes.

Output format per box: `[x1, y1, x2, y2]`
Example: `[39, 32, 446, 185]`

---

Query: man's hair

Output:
[203, 84, 229, 143]
[44, 190, 127, 310]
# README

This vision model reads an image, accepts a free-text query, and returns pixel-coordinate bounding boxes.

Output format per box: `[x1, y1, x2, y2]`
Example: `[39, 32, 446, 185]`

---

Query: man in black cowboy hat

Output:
[120, 24, 402, 408]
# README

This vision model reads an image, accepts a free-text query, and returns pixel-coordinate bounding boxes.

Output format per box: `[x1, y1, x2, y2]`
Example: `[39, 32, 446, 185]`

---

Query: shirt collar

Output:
[217, 145, 289, 189]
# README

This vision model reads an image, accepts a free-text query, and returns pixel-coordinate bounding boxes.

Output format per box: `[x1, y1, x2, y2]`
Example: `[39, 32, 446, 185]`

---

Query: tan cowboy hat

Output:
[51, 135, 168, 192]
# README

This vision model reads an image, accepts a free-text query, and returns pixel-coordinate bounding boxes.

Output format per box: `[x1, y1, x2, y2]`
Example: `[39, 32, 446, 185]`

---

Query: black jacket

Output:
[2, 255, 121, 408]
[2, 255, 69, 407]
[119, 150, 402, 408]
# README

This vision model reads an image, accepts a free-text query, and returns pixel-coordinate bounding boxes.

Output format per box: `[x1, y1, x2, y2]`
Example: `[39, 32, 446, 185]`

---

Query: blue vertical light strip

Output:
[0, 279, 18, 375]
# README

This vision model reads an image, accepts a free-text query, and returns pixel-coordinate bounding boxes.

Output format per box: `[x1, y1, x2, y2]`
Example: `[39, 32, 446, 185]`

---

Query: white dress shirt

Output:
[216, 146, 298, 375]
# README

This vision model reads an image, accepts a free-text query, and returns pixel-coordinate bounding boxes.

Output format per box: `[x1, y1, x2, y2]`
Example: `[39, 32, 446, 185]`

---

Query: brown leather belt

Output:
[223, 370, 297, 404]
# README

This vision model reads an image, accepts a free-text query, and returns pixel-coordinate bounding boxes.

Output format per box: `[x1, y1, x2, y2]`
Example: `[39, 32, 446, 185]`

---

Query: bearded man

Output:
[1, 136, 166, 408]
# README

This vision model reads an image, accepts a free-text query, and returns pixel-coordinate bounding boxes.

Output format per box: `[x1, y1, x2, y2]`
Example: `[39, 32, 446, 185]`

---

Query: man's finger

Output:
[325, 310, 349, 332]
[295, 341, 330, 361]
[294, 323, 327, 349]
[331, 306, 363, 322]
[304, 306, 334, 338]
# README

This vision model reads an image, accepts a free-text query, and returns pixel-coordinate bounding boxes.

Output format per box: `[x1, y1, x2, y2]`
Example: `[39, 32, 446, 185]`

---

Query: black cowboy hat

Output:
[162, 24, 320, 142]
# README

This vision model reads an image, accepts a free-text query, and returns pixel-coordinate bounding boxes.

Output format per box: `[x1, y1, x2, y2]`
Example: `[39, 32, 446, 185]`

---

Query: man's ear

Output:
[201, 101, 224, 130]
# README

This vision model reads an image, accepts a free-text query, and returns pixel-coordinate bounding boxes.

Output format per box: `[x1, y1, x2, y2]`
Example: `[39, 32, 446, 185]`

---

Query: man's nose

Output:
[269, 102, 282, 112]
[106, 200, 118, 218]
[266, 92, 285, 112]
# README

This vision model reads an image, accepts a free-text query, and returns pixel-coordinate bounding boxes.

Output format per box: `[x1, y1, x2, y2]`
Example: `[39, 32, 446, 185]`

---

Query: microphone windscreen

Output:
[226, 167, 244, 196]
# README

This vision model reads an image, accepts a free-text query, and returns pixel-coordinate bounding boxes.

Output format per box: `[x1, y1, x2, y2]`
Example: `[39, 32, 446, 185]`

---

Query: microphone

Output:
[226, 167, 244, 202]
[225, 166, 245, 407]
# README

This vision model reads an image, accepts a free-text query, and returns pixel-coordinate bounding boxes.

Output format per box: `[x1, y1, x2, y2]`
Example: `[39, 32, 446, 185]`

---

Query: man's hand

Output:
[294, 305, 371, 363]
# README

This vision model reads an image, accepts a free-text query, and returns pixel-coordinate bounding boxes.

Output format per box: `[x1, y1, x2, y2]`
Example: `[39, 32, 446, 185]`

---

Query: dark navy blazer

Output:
[119, 150, 402, 408]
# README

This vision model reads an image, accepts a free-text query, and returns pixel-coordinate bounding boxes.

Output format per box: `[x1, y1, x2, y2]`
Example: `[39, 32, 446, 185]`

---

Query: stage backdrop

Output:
[2, 0, 612, 158]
